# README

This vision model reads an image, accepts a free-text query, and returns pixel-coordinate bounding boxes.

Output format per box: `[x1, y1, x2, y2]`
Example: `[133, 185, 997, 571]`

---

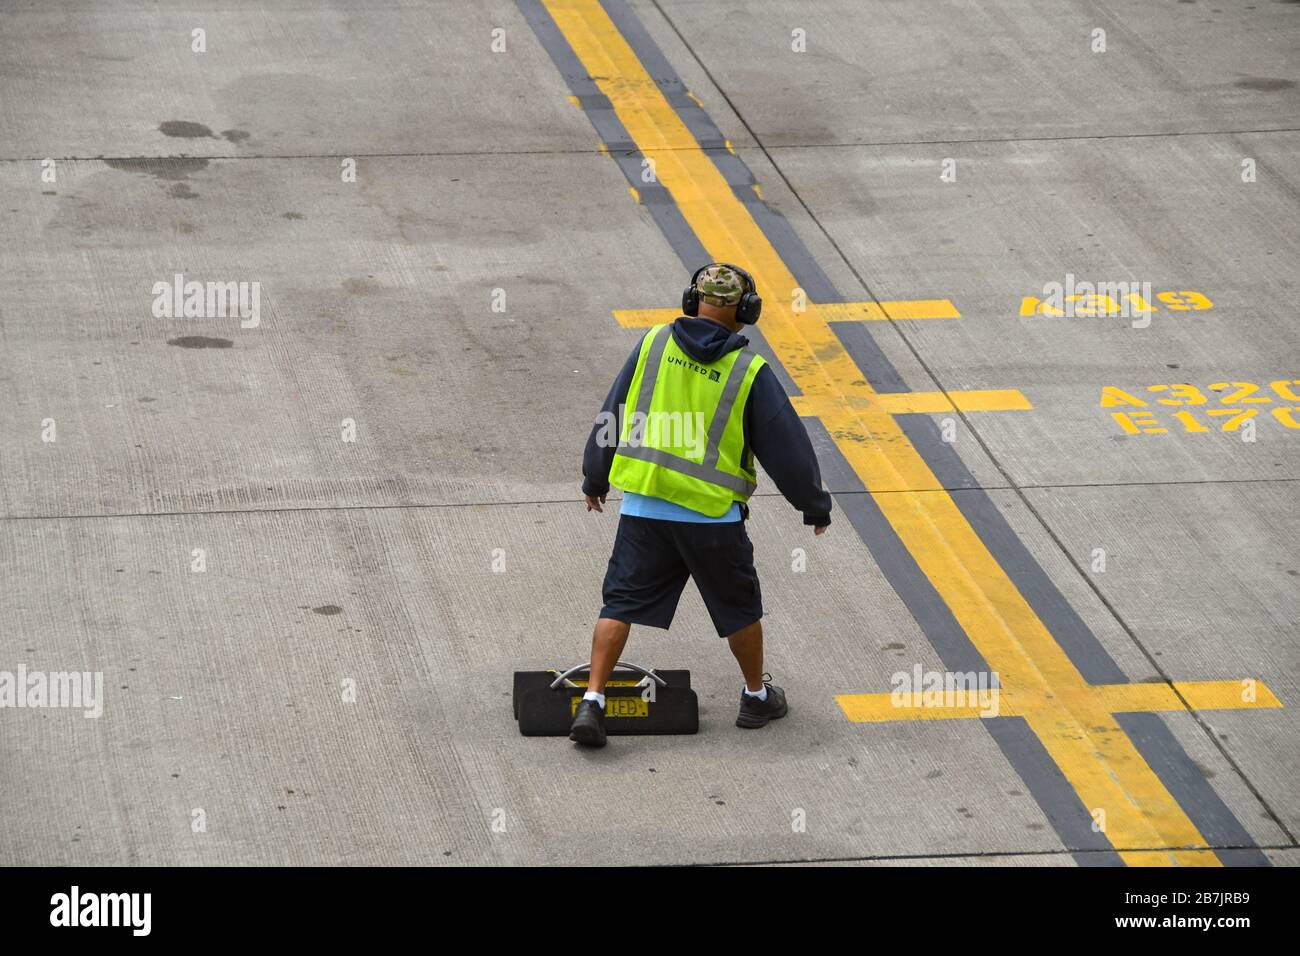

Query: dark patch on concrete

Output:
[343, 277, 383, 295]
[42, 190, 56, 196]
[312, 605, 343, 616]
[168, 183, 199, 200]
[103, 156, 209, 182]
[222, 129, 251, 143]
[1234, 77, 1296, 91]
[137, 396, 156, 402]
[881, 642, 905, 651]
[159, 120, 216, 138]
[167, 336, 232, 349]
[282, 212, 304, 220]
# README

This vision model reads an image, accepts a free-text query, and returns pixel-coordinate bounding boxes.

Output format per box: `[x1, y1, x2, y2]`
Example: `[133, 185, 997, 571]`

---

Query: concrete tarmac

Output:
[1, 0, 1296, 865]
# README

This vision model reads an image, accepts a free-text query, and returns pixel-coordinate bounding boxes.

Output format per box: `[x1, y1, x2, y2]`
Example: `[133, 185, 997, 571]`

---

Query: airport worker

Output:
[572, 263, 833, 747]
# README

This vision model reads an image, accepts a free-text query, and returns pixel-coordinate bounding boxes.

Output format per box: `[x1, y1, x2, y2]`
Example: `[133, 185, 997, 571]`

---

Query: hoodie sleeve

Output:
[581, 339, 641, 498]
[745, 365, 833, 527]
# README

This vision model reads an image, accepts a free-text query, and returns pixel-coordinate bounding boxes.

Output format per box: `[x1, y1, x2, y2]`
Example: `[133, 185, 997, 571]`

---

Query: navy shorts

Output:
[599, 514, 763, 638]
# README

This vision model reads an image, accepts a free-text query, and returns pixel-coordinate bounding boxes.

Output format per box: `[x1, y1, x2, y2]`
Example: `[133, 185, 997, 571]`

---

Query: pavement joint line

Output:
[6, 127, 1298, 167]
[761, 126, 1300, 150]
[691, 843, 1300, 868]
[541, 0, 1282, 865]
[0, 147, 752, 166]
[2, 475, 1296, 525]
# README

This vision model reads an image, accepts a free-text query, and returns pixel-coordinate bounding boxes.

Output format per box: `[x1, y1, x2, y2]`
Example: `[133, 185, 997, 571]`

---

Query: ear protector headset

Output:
[682, 262, 762, 325]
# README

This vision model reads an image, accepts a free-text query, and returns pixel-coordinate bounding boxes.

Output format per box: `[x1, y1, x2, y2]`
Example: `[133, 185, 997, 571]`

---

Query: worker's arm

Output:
[581, 340, 640, 502]
[746, 366, 833, 528]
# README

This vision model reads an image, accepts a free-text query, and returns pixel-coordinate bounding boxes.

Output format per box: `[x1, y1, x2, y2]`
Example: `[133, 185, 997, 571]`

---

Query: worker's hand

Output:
[814, 524, 828, 536]
[585, 494, 606, 513]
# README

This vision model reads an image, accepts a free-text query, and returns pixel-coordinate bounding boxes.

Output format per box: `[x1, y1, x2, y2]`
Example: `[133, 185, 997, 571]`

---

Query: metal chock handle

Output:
[548, 660, 669, 691]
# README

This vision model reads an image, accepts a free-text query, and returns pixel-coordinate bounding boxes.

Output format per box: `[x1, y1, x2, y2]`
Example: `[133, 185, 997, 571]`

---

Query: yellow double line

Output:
[543, 0, 1273, 864]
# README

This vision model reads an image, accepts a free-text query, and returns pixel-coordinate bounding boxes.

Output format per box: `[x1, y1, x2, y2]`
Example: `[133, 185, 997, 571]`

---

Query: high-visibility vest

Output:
[608, 323, 766, 517]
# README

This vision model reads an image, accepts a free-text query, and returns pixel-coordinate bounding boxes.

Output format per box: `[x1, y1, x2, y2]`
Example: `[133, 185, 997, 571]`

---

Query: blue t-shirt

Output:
[621, 492, 742, 523]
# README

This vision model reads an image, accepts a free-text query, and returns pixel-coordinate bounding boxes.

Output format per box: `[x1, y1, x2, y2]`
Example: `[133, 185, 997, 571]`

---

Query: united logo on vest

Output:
[609, 324, 766, 517]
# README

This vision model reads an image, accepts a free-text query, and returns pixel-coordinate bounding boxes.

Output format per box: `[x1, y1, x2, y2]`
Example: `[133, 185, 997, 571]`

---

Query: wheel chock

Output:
[513, 660, 699, 736]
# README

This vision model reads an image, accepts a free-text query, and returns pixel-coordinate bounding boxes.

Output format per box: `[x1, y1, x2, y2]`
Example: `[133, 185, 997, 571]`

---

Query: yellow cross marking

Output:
[792, 391, 1032, 415]
[613, 299, 960, 328]
[838, 680, 1283, 722]
[618, 303, 1022, 414]
[544, 0, 1283, 866]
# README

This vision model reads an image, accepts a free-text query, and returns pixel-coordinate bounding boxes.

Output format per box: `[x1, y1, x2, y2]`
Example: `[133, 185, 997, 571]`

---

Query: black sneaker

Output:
[569, 698, 607, 747]
[736, 677, 788, 728]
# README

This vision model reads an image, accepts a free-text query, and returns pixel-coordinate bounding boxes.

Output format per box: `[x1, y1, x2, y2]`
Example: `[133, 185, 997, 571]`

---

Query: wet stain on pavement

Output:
[159, 120, 217, 138]
[1234, 77, 1296, 91]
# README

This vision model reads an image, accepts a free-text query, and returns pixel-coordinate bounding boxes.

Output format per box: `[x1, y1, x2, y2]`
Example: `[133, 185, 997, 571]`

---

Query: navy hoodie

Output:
[582, 317, 833, 527]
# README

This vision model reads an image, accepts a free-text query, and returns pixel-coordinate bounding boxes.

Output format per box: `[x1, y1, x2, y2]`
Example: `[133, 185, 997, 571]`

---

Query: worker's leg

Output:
[587, 617, 631, 694]
[593, 515, 689, 684]
[726, 619, 765, 691]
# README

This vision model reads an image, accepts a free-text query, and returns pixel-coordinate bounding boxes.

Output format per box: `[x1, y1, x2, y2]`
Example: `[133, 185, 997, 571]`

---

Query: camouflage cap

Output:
[695, 263, 747, 306]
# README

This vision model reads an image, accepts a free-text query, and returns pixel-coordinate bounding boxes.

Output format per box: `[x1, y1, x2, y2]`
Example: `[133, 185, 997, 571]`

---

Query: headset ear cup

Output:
[737, 292, 762, 324]
[682, 287, 699, 317]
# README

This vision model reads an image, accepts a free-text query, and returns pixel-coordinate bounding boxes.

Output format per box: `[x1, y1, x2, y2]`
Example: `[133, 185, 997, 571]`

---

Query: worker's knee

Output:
[726, 619, 763, 644]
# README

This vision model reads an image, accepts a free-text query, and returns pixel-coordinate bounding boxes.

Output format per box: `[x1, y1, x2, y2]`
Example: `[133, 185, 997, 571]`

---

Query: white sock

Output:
[744, 685, 768, 701]
[583, 690, 606, 708]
